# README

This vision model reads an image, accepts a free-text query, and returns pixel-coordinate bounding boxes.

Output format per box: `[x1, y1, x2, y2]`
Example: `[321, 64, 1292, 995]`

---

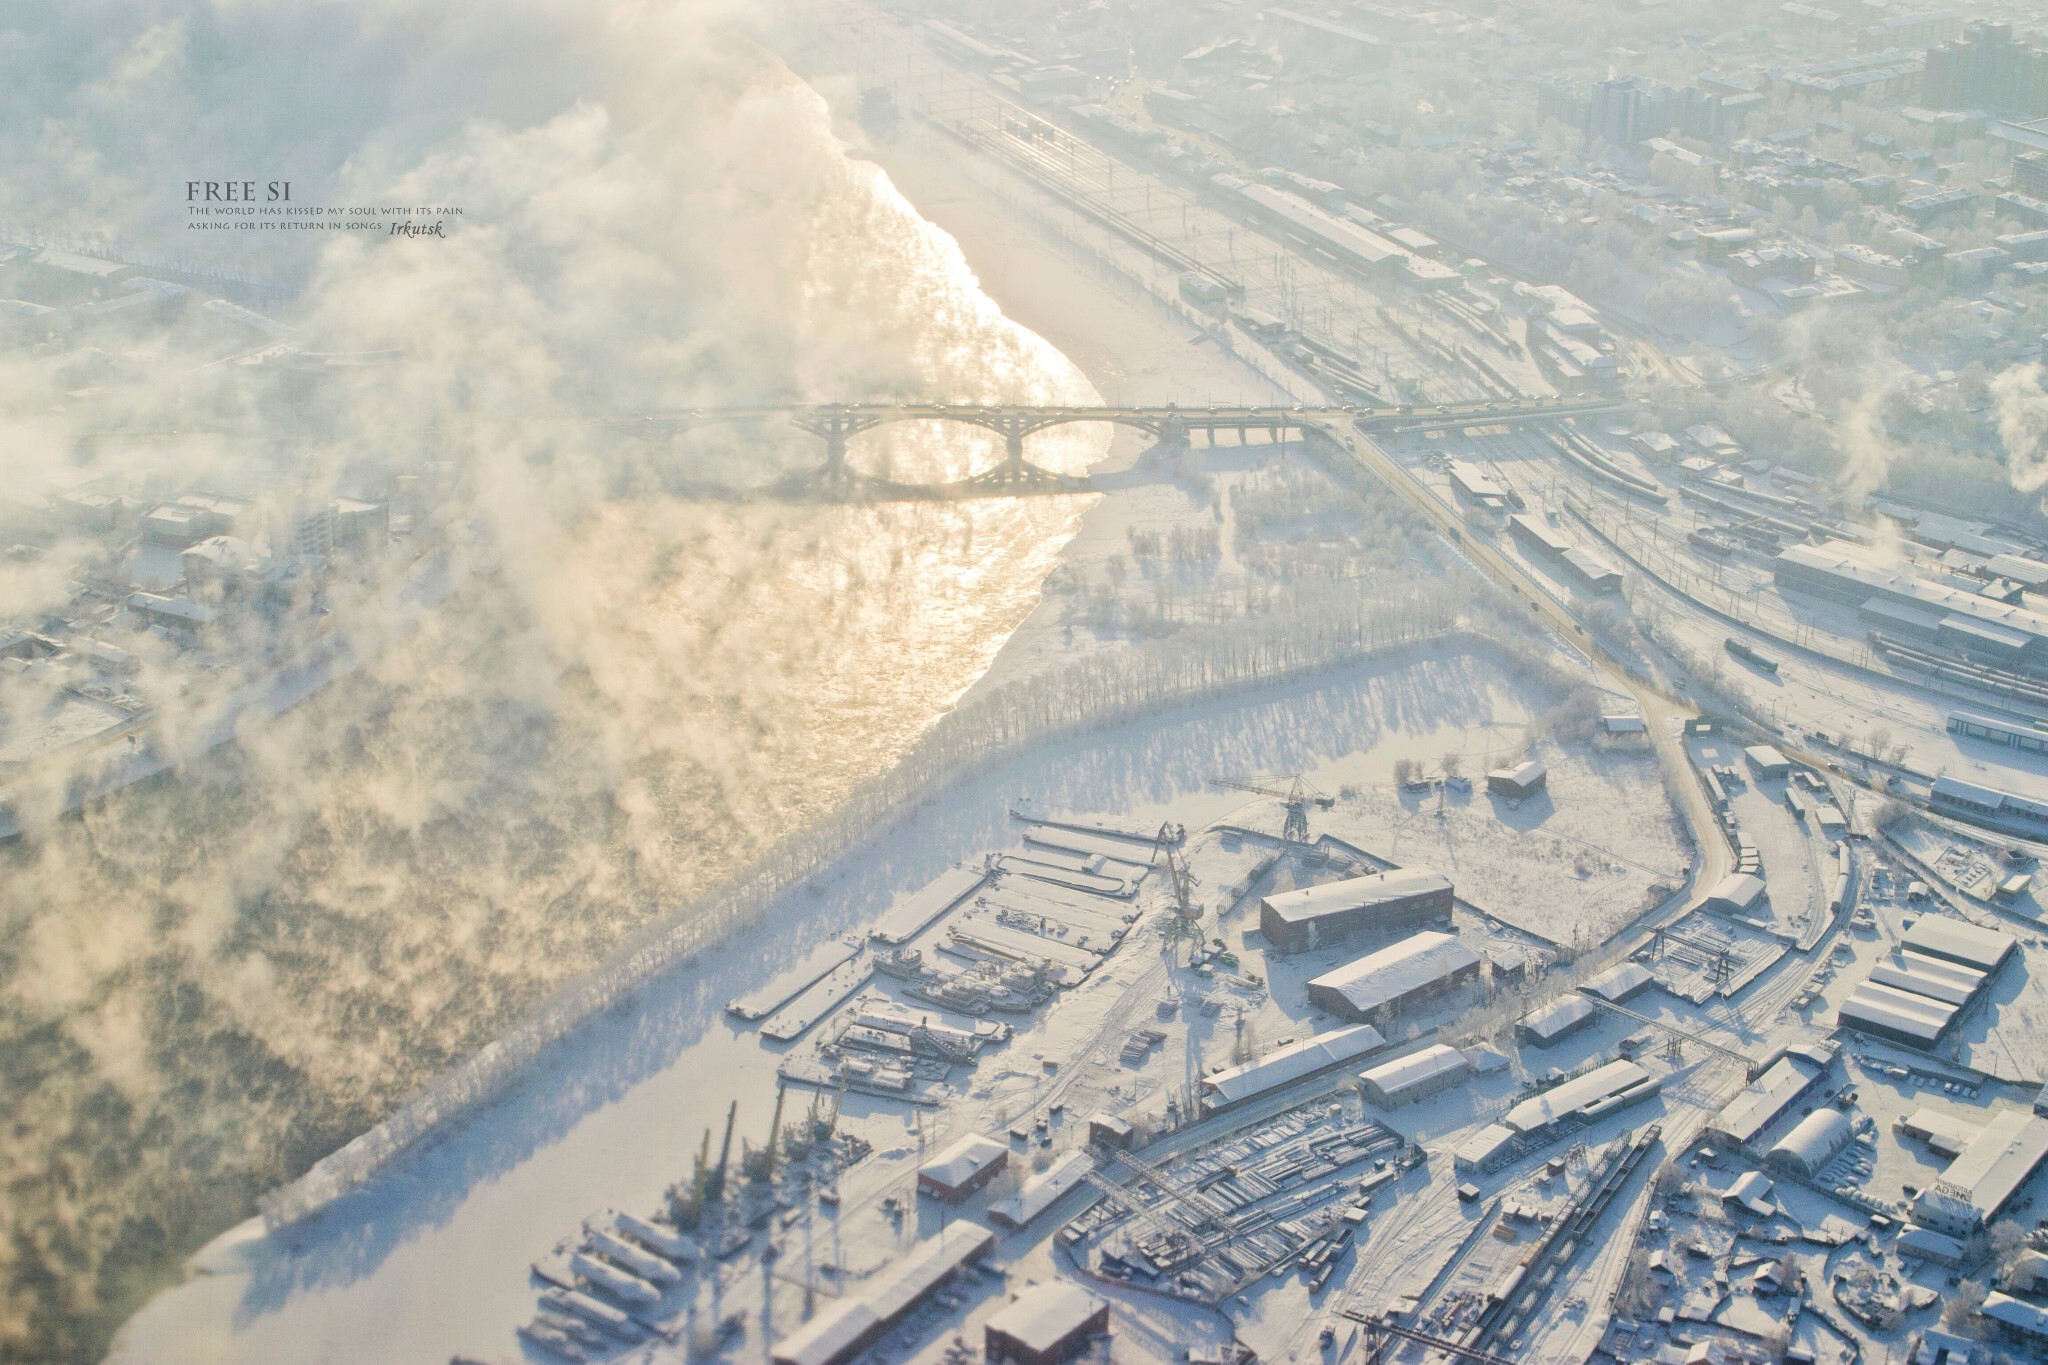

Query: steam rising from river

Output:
[0, 3, 1105, 1358]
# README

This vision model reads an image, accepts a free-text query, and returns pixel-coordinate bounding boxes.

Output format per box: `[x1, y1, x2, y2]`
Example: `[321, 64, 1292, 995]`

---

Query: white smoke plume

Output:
[0, 2, 1107, 1358]
[1992, 361, 2048, 496]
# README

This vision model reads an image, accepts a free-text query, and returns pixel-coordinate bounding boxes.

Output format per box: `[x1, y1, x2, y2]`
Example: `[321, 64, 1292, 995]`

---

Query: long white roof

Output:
[1902, 916, 2017, 972]
[1262, 868, 1451, 926]
[1201, 1023, 1388, 1104]
[1504, 1059, 1652, 1134]
[1838, 981, 1954, 1042]
[1710, 1055, 1823, 1147]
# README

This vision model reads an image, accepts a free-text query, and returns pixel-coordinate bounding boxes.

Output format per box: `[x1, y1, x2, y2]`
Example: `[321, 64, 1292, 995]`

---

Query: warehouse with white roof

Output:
[1199, 1023, 1387, 1108]
[1358, 1044, 1470, 1106]
[1519, 994, 1598, 1047]
[1837, 979, 1957, 1048]
[1258, 867, 1453, 952]
[1502, 1058, 1659, 1138]
[1902, 916, 2017, 974]
[1582, 961, 1655, 1004]
[1708, 1049, 1832, 1152]
[1307, 931, 1482, 1025]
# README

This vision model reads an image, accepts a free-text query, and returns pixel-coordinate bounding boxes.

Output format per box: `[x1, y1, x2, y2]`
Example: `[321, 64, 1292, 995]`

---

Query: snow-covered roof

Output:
[1868, 951, 1985, 1007]
[1767, 1108, 1851, 1174]
[985, 1282, 1106, 1354]
[1307, 931, 1480, 1015]
[989, 1152, 1092, 1229]
[1261, 868, 1451, 927]
[1201, 1023, 1388, 1105]
[1838, 981, 1954, 1043]
[1710, 1055, 1824, 1149]
[1487, 759, 1546, 787]
[1744, 744, 1790, 771]
[1903, 1108, 1985, 1158]
[1503, 1059, 1654, 1135]
[773, 1299, 880, 1365]
[1358, 1044, 1469, 1099]
[918, 1135, 1006, 1193]
[1902, 916, 2017, 973]
[1723, 1169, 1776, 1216]
[1704, 872, 1766, 912]
[1924, 1108, 2048, 1227]
[1520, 994, 1597, 1041]
[1455, 1123, 1519, 1168]
[1897, 1226, 1966, 1264]
[1582, 962, 1654, 1003]
[1981, 1291, 2048, 1341]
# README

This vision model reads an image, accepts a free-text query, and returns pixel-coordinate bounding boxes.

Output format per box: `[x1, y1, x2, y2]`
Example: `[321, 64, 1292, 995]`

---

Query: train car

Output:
[1725, 638, 1780, 674]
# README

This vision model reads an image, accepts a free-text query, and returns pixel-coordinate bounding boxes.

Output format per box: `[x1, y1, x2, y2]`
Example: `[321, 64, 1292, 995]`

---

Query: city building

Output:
[1767, 1107, 1854, 1177]
[917, 1134, 1008, 1203]
[1258, 867, 1453, 953]
[1924, 23, 2048, 116]
[985, 1283, 1109, 1365]
[1913, 1108, 2048, 1236]
[1306, 931, 1483, 1026]
[1357, 1044, 1470, 1106]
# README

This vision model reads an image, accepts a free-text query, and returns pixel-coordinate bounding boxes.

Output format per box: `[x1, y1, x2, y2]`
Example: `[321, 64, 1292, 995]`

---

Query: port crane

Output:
[1211, 773, 1335, 844]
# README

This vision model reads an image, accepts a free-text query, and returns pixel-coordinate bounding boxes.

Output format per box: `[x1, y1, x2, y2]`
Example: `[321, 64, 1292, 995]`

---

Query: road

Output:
[1329, 427, 1734, 912]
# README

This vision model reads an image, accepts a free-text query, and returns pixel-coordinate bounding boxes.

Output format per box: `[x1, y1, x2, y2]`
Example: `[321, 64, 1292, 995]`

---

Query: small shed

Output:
[917, 1134, 1008, 1203]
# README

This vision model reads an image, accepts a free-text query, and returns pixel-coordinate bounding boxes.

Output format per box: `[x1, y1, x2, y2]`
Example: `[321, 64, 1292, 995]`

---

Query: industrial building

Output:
[1357, 1044, 1470, 1106]
[1743, 745, 1791, 778]
[1501, 1058, 1660, 1139]
[1766, 1108, 1854, 1177]
[1703, 872, 1767, 918]
[1902, 916, 2018, 975]
[1948, 711, 2048, 755]
[1519, 994, 1598, 1047]
[1306, 931, 1483, 1026]
[770, 1223, 996, 1365]
[984, 1283, 1109, 1365]
[917, 1135, 1008, 1203]
[1913, 1108, 2048, 1236]
[1837, 980, 1958, 1049]
[1707, 1047, 1832, 1152]
[1453, 1123, 1521, 1175]
[1582, 962, 1655, 1004]
[989, 1152, 1092, 1230]
[1775, 540, 2048, 663]
[1901, 1108, 1983, 1159]
[1506, 515, 1623, 592]
[1868, 951, 1986, 1007]
[1199, 1023, 1388, 1108]
[1486, 760, 1547, 800]
[1258, 867, 1453, 953]
[1447, 461, 1509, 509]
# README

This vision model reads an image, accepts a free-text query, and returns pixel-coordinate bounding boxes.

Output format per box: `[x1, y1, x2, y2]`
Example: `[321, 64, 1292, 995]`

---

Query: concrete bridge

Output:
[611, 394, 1626, 500]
